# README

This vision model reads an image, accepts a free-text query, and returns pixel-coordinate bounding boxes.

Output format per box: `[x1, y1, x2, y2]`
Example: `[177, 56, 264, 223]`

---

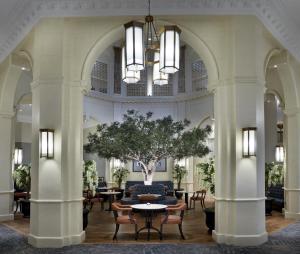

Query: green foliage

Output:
[112, 167, 130, 189]
[13, 164, 31, 199]
[196, 158, 215, 194]
[265, 162, 284, 190]
[83, 160, 98, 195]
[85, 110, 211, 176]
[172, 164, 187, 190]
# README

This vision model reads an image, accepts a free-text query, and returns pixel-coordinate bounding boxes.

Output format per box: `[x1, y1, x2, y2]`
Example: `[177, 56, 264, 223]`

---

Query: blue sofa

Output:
[121, 184, 177, 205]
[267, 185, 284, 211]
[125, 181, 174, 197]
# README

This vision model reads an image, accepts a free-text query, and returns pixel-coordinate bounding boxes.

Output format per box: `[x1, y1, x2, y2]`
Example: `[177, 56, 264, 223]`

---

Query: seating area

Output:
[267, 185, 284, 211]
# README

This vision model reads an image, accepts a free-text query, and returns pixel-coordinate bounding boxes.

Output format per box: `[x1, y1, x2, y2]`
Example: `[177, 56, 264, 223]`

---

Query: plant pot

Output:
[175, 189, 184, 199]
[20, 199, 30, 218]
[83, 208, 89, 230]
[204, 207, 215, 233]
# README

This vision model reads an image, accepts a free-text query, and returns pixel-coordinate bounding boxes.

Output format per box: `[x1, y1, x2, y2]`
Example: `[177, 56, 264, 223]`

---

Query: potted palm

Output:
[13, 164, 31, 218]
[196, 158, 215, 233]
[82, 160, 98, 229]
[112, 167, 129, 200]
[173, 164, 187, 199]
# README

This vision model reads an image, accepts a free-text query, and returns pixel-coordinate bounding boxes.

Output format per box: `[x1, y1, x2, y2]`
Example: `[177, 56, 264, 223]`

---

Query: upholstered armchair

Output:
[189, 189, 206, 209]
[83, 190, 104, 210]
[111, 202, 138, 240]
[160, 202, 187, 240]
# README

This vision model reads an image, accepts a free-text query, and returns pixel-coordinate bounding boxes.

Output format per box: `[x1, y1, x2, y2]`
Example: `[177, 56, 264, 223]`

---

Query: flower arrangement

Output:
[196, 158, 215, 195]
[265, 162, 284, 190]
[83, 160, 98, 196]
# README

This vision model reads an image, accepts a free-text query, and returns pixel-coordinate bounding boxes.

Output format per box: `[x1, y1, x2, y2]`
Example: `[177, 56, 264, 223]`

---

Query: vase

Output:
[143, 173, 153, 185]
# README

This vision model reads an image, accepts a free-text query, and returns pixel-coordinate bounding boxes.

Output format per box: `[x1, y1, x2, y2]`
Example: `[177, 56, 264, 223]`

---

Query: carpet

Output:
[0, 222, 300, 254]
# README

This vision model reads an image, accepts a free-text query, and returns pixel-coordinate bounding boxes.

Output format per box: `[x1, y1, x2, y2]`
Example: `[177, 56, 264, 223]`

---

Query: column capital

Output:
[210, 76, 265, 91]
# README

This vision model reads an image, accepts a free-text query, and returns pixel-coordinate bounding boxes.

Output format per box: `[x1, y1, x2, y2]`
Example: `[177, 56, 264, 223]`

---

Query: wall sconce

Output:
[40, 129, 54, 159]
[242, 127, 257, 158]
[275, 145, 284, 163]
[14, 148, 23, 165]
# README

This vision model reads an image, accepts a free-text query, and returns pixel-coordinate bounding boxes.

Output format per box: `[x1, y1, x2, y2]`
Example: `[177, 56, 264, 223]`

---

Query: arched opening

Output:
[80, 22, 218, 242]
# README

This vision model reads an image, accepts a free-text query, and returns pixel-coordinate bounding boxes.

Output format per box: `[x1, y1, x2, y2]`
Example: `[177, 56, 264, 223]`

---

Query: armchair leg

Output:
[134, 224, 138, 240]
[160, 224, 164, 240]
[113, 224, 120, 240]
[178, 224, 185, 240]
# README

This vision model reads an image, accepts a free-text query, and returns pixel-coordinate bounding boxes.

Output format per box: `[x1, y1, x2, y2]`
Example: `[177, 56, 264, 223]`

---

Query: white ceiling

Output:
[0, 0, 300, 63]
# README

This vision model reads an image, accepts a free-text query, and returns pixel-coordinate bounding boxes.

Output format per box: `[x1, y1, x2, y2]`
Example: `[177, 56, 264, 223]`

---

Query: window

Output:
[153, 75, 173, 96]
[113, 47, 122, 94]
[126, 69, 147, 96]
[178, 46, 185, 93]
[91, 61, 108, 94]
[192, 59, 208, 92]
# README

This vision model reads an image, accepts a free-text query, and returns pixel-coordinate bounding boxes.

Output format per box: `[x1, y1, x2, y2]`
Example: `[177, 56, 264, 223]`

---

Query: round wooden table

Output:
[131, 203, 167, 240]
[99, 191, 121, 211]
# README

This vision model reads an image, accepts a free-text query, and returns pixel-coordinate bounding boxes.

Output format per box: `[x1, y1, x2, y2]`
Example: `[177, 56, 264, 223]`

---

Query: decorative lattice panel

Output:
[126, 69, 147, 96]
[192, 59, 208, 92]
[91, 61, 108, 93]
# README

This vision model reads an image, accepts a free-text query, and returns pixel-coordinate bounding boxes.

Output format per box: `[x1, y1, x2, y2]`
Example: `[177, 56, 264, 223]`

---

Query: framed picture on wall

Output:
[132, 159, 167, 172]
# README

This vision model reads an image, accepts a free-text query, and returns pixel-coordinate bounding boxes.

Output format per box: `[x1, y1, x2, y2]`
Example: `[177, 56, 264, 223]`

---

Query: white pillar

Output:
[28, 19, 84, 248]
[213, 80, 267, 246]
[264, 94, 277, 163]
[284, 108, 300, 219]
[0, 112, 15, 221]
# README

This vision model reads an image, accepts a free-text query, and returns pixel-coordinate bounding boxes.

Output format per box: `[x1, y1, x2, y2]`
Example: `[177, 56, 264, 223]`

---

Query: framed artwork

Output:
[132, 159, 167, 172]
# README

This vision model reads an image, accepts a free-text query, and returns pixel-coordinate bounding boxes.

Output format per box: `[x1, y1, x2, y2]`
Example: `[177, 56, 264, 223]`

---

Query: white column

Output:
[28, 19, 84, 248]
[213, 80, 267, 246]
[264, 94, 277, 163]
[284, 108, 300, 219]
[0, 112, 15, 221]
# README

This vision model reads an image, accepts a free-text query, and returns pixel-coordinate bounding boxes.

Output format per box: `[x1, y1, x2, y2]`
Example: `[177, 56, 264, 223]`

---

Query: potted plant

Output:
[173, 164, 187, 199]
[196, 158, 215, 233]
[112, 167, 130, 200]
[82, 160, 98, 229]
[265, 162, 284, 214]
[13, 164, 31, 218]
[84, 110, 211, 185]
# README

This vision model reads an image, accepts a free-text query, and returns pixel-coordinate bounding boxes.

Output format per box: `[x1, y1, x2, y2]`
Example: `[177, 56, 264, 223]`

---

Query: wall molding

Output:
[215, 197, 266, 202]
[0, 0, 300, 65]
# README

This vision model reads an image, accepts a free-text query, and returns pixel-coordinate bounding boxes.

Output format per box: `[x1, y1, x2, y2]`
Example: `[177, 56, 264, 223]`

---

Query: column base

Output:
[212, 230, 268, 246]
[28, 231, 85, 248]
[284, 211, 300, 220]
[0, 213, 14, 222]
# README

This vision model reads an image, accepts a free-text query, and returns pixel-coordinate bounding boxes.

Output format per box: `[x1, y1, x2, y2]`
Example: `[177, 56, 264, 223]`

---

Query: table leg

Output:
[105, 195, 113, 211]
[136, 210, 162, 241]
[184, 192, 189, 209]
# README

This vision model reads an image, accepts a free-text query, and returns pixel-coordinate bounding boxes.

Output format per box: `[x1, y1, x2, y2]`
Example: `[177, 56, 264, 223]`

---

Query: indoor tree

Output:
[85, 110, 211, 185]
[196, 158, 215, 195]
[112, 167, 130, 189]
[83, 160, 98, 196]
[172, 164, 187, 191]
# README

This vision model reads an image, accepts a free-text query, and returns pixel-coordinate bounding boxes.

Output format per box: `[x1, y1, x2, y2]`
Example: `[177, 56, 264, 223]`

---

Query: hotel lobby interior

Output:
[0, 0, 300, 253]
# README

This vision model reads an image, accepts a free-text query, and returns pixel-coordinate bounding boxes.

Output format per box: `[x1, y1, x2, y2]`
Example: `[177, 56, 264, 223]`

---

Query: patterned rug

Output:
[0, 222, 300, 254]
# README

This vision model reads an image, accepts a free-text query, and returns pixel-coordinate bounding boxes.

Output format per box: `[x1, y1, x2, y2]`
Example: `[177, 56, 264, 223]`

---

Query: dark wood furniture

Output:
[190, 190, 206, 209]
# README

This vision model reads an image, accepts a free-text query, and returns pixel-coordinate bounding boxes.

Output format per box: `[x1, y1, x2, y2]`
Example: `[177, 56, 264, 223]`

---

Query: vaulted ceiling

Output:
[0, 0, 300, 63]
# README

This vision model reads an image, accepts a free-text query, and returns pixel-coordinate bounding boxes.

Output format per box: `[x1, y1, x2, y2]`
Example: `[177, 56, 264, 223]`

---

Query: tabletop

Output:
[99, 191, 121, 195]
[131, 203, 167, 210]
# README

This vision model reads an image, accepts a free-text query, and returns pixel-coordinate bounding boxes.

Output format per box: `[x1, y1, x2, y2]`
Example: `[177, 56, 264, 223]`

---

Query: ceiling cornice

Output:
[0, 0, 300, 64]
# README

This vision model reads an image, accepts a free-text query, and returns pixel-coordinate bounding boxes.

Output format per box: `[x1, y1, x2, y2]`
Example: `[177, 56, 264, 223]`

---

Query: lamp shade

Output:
[122, 47, 140, 83]
[242, 127, 256, 158]
[14, 148, 23, 165]
[160, 25, 181, 74]
[275, 145, 284, 163]
[40, 129, 54, 159]
[153, 51, 168, 85]
[124, 21, 144, 72]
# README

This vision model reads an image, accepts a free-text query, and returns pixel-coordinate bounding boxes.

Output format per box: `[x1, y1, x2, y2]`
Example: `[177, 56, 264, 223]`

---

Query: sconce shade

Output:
[159, 25, 181, 74]
[242, 127, 256, 158]
[124, 21, 144, 72]
[122, 47, 140, 83]
[40, 129, 54, 159]
[14, 148, 23, 165]
[275, 145, 284, 163]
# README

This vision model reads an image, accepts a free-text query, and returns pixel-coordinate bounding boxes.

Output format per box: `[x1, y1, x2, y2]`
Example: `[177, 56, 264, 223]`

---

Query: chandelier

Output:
[122, 0, 181, 85]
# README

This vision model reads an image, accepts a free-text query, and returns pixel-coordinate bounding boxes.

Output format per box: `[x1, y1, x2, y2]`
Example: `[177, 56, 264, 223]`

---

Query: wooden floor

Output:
[1, 200, 295, 244]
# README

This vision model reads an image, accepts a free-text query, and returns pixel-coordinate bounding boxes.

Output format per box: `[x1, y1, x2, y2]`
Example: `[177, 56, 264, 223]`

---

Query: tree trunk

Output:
[143, 172, 153, 185]
[141, 161, 156, 185]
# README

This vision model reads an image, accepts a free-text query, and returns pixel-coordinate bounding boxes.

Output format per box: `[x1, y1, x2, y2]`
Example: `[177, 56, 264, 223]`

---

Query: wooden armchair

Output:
[111, 202, 137, 240]
[160, 202, 187, 240]
[83, 190, 104, 210]
[189, 190, 206, 209]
